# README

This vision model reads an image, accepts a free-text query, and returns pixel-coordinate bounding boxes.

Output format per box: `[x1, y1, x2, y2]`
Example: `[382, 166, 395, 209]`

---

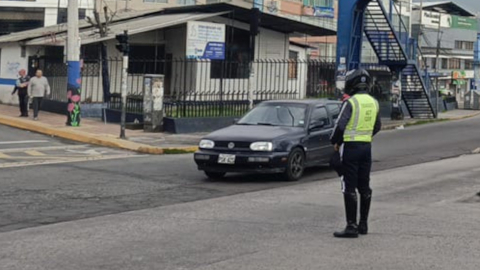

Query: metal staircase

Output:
[364, 0, 436, 118]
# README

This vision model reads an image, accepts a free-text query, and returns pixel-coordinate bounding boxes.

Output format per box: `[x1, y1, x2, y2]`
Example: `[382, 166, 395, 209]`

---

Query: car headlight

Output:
[250, 142, 273, 151]
[199, 139, 215, 149]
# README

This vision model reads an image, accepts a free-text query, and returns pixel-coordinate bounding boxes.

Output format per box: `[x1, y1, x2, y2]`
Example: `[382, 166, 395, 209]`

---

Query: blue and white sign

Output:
[186, 21, 226, 60]
[313, 7, 335, 18]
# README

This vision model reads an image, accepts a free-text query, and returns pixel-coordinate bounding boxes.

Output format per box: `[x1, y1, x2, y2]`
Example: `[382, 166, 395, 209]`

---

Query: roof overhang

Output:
[413, 1, 476, 17]
[24, 12, 226, 46]
[158, 3, 336, 37]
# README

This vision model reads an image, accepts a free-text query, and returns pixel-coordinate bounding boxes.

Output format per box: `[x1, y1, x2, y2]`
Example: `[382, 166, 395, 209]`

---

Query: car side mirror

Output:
[309, 120, 325, 131]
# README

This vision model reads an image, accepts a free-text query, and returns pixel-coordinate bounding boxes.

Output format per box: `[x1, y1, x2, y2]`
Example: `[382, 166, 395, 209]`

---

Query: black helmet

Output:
[344, 68, 371, 95]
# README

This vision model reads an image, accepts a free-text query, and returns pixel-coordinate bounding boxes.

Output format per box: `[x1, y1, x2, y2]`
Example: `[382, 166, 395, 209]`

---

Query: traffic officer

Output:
[330, 68, 381, 238]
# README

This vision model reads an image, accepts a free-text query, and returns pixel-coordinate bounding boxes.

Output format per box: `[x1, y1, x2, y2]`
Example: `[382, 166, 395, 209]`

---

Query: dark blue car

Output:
[194, 99, 342, 181]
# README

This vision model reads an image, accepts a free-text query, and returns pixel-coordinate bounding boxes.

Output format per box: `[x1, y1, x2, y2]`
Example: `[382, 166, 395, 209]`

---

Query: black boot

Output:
[358, 192, 372, 235]
[334, 193, 358, 238]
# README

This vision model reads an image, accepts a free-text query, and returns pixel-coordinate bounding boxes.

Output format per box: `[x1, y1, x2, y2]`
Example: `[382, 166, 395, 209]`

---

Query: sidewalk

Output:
[0, 153, 479, 270]
[0, 104, 200, 154]
[1, 104, 479, 154]
[381, 109, 480, 129]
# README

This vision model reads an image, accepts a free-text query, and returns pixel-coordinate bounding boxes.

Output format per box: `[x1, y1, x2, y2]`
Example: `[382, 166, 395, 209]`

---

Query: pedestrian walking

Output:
[27, 70, 50, 120]
[330, 68, 382, 238]
[11, 69, 30, 117]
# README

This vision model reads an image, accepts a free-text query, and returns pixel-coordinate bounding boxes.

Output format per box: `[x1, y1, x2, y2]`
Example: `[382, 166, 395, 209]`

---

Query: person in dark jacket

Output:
[330, 68, 382, 238]
[11, 69, 30, 117]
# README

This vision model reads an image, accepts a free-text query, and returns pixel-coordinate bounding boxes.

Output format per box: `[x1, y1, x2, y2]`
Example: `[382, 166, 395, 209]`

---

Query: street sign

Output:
[186, 21, 225, 60]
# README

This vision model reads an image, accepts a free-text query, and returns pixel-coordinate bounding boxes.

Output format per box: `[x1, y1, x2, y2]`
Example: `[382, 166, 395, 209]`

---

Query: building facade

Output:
[0, 0, 94, 35]
[412, 1, 478, 105]
[0, 4, 335, 106]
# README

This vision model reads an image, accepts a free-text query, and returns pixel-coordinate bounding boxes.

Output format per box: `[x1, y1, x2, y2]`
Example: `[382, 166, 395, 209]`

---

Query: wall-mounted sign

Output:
[302, 5, 335, 18]
[313, 7, 334, 18]
[419, 11, 478, 31]
[452, 70, 467, 85]
[186, 21, 225, 60]
[451, 15, 478, 31]
[265, 1, 280, 15]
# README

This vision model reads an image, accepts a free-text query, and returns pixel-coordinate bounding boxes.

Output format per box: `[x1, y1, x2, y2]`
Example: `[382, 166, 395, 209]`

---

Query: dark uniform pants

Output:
[18, 93, 29, 116]
[341, 142, 372, 196]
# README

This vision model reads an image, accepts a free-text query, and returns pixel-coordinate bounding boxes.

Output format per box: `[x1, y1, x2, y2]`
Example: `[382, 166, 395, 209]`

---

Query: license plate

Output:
[218, 154, 236, 164]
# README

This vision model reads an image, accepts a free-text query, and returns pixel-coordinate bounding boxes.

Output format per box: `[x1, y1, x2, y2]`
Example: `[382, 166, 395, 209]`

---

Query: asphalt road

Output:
[1, 115, 480, 232]
[2, 152, 479, 270]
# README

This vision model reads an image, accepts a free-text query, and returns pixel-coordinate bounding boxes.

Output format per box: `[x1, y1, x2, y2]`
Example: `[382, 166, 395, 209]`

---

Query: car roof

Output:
[261, 99, 340, 106]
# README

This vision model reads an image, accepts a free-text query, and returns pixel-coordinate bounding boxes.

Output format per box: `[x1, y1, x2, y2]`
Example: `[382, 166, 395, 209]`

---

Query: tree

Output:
[86, 5, 116, 102]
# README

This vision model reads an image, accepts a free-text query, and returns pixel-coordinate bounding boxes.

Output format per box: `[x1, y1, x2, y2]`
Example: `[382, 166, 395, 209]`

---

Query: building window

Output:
[454, 41, 462, 49]
[303, 0, 334, 7]
[81, 44, 100, 62]
[144, 0, 168, 3]
[465, 42, 474, 50]
[454, 41, 474, 50]
[288, 50, 299, 79]
[176, 0, 196, 5]
[57, 8, 86, 24]
[465, 59, 474, 70]
[449, 58, 461, 69]
[211, 27, 250, 79]
[441, 59, 448, 69]
[128, 45, 165, 74]
[430, 58, 437, 69]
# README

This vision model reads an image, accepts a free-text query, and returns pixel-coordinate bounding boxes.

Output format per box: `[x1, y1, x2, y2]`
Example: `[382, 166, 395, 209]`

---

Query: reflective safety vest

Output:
[344, 94, 379, 143]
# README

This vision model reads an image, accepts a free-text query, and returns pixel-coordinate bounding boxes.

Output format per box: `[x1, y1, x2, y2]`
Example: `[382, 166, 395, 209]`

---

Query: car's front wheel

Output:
[283, 148, 305, 181]
[204, 171, 226, 179]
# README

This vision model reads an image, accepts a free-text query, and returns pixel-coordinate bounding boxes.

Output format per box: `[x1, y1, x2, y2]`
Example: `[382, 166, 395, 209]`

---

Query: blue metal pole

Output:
[336, 0, 370, 71]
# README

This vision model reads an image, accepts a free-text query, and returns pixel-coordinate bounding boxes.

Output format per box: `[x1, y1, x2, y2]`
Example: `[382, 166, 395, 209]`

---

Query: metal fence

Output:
[43, 58, 337, 118]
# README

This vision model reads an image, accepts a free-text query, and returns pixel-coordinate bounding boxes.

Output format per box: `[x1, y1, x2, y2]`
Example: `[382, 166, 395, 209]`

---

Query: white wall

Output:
[0, 0, 93, 8]
[0, 0, 94, 27]
[0, 44, 29, 104]
[2, 17, 309, 104]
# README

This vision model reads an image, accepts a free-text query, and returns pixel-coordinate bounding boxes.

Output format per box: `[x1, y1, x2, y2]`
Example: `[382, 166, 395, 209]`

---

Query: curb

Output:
[382, 111, 480, 130]
[0, 115, 195, 155]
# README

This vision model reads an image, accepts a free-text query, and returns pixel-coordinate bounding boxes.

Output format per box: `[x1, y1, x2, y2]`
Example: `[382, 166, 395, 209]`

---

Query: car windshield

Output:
[237, 104, 307, 127]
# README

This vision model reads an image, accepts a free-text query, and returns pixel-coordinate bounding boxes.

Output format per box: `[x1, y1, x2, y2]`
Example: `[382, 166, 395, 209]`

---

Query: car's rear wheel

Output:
[204, 171, 226, 179]
[283, 148, 305, 181]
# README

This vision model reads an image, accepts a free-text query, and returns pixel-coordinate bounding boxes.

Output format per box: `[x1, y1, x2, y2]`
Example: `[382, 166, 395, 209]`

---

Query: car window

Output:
[327, 104, 341, 121]
[310, 107, 330, 129]
[238, 104, 307, 127]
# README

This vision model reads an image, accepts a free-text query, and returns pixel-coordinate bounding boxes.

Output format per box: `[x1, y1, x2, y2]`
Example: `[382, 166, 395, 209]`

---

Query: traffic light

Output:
[250, 8, 261, 36]
[115, 31, 129, 55]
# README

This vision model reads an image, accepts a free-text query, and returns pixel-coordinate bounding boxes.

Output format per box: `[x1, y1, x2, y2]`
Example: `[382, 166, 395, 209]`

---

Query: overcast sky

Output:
[453, 0, 480, 13]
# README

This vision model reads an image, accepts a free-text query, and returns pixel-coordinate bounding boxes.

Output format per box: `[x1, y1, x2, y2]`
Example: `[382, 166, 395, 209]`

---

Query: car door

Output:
[306, 106, 333, 165]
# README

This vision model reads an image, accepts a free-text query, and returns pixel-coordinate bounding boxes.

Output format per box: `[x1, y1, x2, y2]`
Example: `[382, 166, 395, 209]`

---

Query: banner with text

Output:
[186, 21, 226, 60]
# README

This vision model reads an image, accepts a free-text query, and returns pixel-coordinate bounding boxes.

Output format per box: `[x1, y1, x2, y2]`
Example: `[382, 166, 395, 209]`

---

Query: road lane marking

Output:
[0, 154, 146, 169]
[66, 149, 106, 155]
[0, 152, 11, 159]
[0, 140, 49, 145]
[0, 145, 88, 153]
[24, 150, 45, 156]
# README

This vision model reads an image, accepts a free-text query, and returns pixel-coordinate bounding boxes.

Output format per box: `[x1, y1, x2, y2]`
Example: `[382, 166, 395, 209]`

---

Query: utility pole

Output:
[66, 0, 82, 126]
[434, 12, 442, 118]
[248, 8, 260, 110]
[116, 31, 129, 139]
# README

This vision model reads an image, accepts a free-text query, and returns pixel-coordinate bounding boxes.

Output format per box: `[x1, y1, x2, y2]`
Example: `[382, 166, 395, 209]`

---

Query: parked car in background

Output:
[194, 99, 342, 181]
